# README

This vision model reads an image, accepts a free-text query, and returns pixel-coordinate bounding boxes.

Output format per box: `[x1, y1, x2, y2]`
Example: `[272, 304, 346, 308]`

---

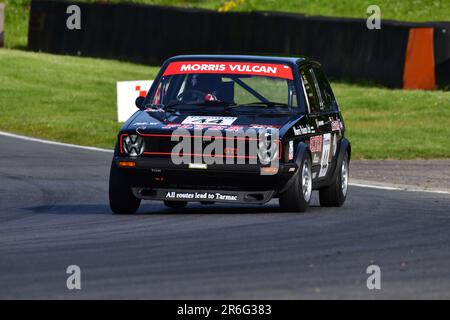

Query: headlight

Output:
[258, 132, 279, 163]
[122, 134, 144, 156]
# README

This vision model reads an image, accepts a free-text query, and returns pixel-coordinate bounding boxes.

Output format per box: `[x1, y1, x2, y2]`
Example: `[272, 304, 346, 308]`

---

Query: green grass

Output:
[1, 49, 450, 159]
[334, 83, 450, 159]
[2, 0, 449, 48]
[1, 0, 30, 49]
[80, 0, 450, 22]
[0, 49, 159, 148]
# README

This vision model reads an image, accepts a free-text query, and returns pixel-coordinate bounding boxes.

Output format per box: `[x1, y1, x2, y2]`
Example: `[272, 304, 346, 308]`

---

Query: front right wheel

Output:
[319, 152, 349, 207]
[109, 161, 141, 214]
[279, 153, 312, 212]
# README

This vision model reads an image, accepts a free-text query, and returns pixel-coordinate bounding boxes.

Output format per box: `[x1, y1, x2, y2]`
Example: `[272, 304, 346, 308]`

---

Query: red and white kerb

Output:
[163, 61, 294, 80]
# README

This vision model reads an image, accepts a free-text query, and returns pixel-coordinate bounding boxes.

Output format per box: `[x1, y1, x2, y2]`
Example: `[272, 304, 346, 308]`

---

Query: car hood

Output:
[125, 110, 300, 134]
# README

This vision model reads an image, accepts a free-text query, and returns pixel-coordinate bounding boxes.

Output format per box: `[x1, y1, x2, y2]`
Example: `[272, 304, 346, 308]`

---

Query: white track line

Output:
[349, 182, 450, 195]
[1, 131, 449, 195]
[0, 131, 113, 153]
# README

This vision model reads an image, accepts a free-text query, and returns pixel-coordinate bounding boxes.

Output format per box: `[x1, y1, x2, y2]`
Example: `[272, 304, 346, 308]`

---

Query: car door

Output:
[310, 65, 343, 181]
[298, 64, 337, 181]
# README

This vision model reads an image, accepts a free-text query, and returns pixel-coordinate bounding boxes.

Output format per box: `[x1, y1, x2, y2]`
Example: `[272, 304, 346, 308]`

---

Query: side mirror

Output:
[135, 96, 145, 109]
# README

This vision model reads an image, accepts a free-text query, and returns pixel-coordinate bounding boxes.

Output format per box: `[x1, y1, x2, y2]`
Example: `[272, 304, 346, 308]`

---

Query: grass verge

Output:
[1, 49, 450, 159]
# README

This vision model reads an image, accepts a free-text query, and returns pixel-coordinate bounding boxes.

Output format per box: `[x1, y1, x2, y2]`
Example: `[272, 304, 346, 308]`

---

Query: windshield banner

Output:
[163, 61, 294, 80]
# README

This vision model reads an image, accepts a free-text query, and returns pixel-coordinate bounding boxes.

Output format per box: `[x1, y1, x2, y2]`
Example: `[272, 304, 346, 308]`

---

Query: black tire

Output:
[109, 161, 141, 214]
[279, 152, 312, 212]
[164, 200, 187, 208]
[319, 152, 349, 207]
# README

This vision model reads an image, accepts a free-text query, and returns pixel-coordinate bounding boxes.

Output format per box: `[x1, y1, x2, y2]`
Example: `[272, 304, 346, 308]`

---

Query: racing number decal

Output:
[182, 116, 237, 126]
[319, 133, 331, 177]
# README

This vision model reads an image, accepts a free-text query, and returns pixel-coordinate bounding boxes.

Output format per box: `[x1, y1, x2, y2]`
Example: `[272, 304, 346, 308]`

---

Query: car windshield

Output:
[148, 61, 298, 109]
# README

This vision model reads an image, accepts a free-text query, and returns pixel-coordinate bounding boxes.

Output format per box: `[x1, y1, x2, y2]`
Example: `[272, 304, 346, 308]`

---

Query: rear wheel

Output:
[109, 161, 141, 214]
[319, 152, 349, 207]
[164, 200, 187, 209]
[279, 153, 312, 212]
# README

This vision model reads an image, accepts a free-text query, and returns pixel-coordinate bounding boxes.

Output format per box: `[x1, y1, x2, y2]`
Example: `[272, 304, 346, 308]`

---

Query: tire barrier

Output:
[28, 0, 450, 89]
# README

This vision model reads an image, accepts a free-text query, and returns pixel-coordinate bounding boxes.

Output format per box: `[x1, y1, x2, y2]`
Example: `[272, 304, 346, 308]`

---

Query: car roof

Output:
[166, 54, 308, 66]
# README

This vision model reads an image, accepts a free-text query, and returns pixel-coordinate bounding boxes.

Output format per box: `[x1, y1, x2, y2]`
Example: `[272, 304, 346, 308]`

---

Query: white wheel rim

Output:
[302, 160, 312, 202]
[341, 158, 348, 196]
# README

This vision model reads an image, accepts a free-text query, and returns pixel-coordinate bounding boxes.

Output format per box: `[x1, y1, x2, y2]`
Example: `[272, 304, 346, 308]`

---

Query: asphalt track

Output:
[1, 134, 450, 299]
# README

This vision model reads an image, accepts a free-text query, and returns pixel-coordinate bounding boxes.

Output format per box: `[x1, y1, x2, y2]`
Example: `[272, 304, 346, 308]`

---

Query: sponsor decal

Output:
[312, 154, 320, 164]
[160, 123, 278, 131]
[288, 141, 294, 160]
[145, 107, 165, 113]
[162, 123, 180, 129]
[131, 122, 158, 126]
[188, 163, 207, 169]
[163, 61, 294, 80]
[165, 191, 238, 202]
[331, 120, 341, 132]
[319, 133, 332, 177]
[331, 134, 338, 156]
[225, 125, 245, 132]
[293, 125, 311, 136]
[249, 124, 281, 130]
[310, 135, 323, 153]
[182, 116, 237, 126]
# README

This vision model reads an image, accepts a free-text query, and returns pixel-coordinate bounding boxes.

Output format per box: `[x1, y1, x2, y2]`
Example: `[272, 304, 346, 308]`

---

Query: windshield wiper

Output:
[225, 102, 290, 110]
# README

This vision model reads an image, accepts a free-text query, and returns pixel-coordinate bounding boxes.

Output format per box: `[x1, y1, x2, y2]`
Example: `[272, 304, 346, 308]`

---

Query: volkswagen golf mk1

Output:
[109, 55, 351, 214]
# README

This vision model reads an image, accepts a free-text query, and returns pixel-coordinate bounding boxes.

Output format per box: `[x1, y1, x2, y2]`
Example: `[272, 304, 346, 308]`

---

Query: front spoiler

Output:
[132, 188, 275, 204]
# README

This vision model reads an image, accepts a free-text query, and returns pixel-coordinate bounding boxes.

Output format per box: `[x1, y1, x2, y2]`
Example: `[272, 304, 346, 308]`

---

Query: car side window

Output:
[311, 67, 337, 112]
[299, 67, 321, 113]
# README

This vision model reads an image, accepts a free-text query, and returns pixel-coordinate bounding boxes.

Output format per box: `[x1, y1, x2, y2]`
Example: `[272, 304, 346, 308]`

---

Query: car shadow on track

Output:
[23, 202, 323, 216]
[140, 203, 283, 215]
[23, 204, 112, 215]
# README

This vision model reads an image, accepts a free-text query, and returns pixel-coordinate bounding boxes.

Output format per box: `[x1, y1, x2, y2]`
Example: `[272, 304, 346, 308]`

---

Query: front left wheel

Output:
[109, 161, 141, 214]
[319, 152, 349, 207]
[279, 152, 312, 212]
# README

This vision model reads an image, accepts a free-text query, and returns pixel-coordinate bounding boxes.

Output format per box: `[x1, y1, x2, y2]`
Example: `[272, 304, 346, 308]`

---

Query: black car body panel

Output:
[112, 55, 351, 206]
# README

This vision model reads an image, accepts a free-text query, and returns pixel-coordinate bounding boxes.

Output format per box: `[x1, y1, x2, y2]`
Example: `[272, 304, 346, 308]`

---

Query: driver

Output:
[184, 74, 224, 102]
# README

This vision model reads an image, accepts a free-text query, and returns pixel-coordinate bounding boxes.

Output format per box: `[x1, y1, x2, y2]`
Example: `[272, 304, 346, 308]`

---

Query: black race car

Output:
[109, 55, 351, 214]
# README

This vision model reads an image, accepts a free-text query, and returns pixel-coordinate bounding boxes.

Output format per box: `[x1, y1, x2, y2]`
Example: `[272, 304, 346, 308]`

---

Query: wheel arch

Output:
[329, 137, 351, 184]
[278, 141, 311, 195]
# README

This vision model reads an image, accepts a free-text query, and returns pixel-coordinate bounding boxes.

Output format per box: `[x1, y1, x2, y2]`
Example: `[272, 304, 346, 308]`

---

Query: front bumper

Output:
[115, 156, 299, 196]
[132, 188, 275, 204]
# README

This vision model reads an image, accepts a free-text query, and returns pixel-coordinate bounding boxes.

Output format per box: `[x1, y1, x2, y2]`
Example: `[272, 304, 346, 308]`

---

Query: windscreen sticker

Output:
[182, 116, 237, 126]
[163, 61, 294, 80]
